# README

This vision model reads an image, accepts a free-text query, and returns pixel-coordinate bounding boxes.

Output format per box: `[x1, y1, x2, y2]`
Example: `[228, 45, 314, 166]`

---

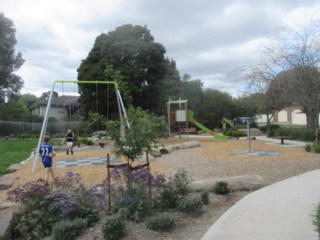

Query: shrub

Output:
[16, 131, 39, 139]
[52, 218, 88, 240]
[7, 172, 106, 239]
[223, 130, 247, 138]
[259, 125, 267, 133]
[102, 214, 125, 240]
[171, 168, 190, 194]
[314, 144, 320, 153]
[78, 137, 93, 145]
[213, 181, 229, 195]
[111, 167, 151, 223]
[267, 129, 276, 137]
[145, 212, 175, 231]
[305, 143, 312, 152]
[151, 173, 179, 210]
[201, 191, 209, 205]
[11, 207, 57, 239]
[157, 189, 178, 209]
[177, 196, 203, 216]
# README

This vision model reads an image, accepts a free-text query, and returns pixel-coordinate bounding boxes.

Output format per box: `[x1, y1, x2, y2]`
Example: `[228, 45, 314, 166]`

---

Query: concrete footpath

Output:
[201, 169, 320, 240]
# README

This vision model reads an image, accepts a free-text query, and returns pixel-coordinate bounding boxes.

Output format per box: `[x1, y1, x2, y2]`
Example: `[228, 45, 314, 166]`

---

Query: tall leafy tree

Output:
[0, 98, 30, 121]
[180, 74, 204, 113]
[0, 12, 24, 102]
[154, 58, 182, 115]
[19, 93, 39, 108]
[77, 24, 169, 116]
[267, 67, 320, 129]
[201, 89, 234, 129]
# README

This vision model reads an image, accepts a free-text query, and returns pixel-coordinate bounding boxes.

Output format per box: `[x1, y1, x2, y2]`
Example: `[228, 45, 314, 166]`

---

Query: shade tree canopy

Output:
[0, 12, 24, 103]
[77, 24, 181, 117]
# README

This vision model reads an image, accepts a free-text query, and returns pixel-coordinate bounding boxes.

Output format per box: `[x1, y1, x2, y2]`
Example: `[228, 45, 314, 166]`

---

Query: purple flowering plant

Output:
[7, 179, 50, 208]
[7, 171, 109, 239]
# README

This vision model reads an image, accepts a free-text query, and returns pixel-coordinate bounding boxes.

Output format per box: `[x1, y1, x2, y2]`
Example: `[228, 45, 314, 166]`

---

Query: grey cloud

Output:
[2, 0, 320, 97]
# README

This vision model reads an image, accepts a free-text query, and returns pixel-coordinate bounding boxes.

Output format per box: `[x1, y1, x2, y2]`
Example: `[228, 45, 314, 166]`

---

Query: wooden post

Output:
[146, 150, 152, 201]
[107, 153, 111, 210]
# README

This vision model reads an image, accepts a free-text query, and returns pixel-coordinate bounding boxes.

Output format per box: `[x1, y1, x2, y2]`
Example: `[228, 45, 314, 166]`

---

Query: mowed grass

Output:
[0, 139, 38, 176]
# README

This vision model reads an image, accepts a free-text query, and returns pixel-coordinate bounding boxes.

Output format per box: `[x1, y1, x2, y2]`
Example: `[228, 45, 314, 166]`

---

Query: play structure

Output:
[32, 80, 129, 172]
[167, 99, 226, 139]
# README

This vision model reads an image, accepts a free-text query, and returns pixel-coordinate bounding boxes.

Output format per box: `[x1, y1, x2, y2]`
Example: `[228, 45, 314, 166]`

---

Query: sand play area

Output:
[1, 136, 320, 203]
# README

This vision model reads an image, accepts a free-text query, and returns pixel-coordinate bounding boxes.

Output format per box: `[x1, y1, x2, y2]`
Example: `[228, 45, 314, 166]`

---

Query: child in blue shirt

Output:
[39, 135, 55, 183]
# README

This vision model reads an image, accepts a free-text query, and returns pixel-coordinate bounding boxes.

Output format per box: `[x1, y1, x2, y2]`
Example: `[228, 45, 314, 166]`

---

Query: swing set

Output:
[32, 80, 130, 172]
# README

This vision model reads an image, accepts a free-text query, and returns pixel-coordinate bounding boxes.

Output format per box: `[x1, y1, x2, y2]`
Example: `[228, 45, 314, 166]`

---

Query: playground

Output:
[1, 135, 320, 239]
[2, 88, 320, 239]
[2, 136, 319, 199]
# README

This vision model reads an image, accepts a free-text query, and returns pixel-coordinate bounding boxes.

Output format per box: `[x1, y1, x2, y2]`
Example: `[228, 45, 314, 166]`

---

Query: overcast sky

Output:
[2, 0, 320, 98]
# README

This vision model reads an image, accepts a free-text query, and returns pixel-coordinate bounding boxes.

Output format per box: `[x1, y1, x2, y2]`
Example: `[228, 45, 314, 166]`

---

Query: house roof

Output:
[30, 95, 79, 109]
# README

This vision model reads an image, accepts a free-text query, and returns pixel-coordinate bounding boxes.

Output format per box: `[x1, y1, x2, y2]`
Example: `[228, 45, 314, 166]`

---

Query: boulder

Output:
[186, 175, 265, 192]
[0, 206, 19, 240]
[6, 164, 23, 172]
[0, 175, 15, 190]
[91, 130, 106, 137]
[159, 141, 200, 154]
[159, 145, 178, 154]
[178, 141, 200, 149]
[150, 148, 162, 157]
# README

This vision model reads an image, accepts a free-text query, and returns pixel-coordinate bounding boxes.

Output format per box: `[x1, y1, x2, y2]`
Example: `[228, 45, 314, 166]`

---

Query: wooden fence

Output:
[0, 121, 80, 137]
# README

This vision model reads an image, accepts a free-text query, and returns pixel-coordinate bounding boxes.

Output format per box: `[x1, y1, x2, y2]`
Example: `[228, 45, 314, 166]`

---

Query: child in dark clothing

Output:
[62, 128, 74, 155]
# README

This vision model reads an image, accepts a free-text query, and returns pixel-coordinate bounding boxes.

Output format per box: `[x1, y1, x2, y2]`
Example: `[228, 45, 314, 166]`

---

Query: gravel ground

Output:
[1, 137, 320, 239]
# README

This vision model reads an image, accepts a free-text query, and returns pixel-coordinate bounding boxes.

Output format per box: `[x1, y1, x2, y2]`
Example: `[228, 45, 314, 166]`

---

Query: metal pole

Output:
[316, 93, 319, 146]
[167, 101, 171, 136]
[247, 119, 251, 153]
[107, 153, 111, 210]
[32, 82, 56, 172]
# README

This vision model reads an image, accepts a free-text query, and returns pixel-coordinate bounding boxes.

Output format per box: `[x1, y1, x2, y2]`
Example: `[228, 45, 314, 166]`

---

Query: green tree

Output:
[78, 64, 130, 120]
[19, 93, 39, 108]
[0, 98, 30, 121]
[180, 74, 204, 112]
[234, 93, 268, 118]
[0, 12, 24, 102]
[107, 106, 167, 165]
[40, 91, 59, 101]
[77, 24, 169, 115]
[200, 89, 234, 129]
[266, 67, 320, 129]
[153, 58, 182, 115]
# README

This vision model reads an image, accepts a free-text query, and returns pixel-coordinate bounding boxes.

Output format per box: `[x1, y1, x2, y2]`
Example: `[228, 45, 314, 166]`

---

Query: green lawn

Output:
[0, 139, 38, 176]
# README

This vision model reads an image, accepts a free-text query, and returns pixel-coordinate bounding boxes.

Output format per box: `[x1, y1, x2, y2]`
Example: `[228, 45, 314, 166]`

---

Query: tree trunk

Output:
[305, 107, 317, 130]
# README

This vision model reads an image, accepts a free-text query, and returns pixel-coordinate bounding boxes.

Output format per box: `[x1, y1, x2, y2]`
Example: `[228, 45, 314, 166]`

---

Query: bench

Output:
[272, 136, 293, 144]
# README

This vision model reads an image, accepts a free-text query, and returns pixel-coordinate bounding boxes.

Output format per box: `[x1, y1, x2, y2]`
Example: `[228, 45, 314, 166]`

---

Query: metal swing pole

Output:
[115, 89, 130, 129]
[32, 82, 56, 172]
[32, 80, 130, 172]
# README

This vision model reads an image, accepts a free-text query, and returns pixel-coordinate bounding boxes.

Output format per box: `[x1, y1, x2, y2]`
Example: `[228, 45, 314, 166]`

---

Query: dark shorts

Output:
[42, 161, 52, 168]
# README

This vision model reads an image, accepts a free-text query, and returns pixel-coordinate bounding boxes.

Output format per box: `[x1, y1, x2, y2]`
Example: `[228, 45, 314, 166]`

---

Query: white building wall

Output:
[292, 109, 306, 125]
[255, 110, 320, 126]
[278, 110, 287, 122]
[38, 106, 67, 121]
[255, 114, 271, 123]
